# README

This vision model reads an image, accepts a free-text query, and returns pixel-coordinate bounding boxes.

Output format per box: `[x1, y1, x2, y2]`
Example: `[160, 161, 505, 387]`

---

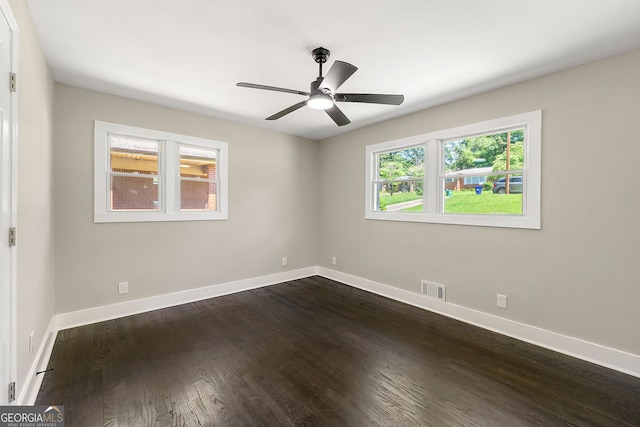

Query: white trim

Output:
[365, 110, 541, 229]
[20, 266, 640, 405]
[94, 121, 229, 223]
[55, 267, 318, 331]
[0, 0, 18, 406]
[317, 267, 640, 378]
[19, 267, 318, 405]
[17, 316, 57, 406]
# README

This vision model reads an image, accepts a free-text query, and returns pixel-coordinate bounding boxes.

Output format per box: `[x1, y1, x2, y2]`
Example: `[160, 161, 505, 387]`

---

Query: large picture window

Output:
[94, 121, 228, 223]
[365, 111, 541, 229]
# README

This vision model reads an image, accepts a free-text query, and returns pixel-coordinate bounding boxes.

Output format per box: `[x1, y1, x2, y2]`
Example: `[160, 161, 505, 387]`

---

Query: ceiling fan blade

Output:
[335, 93, 404, 105]
[319, 61, 358, 92]
[237, 82, 309, 97]
[325, 104, 351, 126]
[266, 100, 308, 121]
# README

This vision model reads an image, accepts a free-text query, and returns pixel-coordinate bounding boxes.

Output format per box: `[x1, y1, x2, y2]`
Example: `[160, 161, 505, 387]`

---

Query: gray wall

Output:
[54, 84, 320, 313]
[14, 0, 640, 382]
[9, 0, 56, 395]
[319, 49, 640, 356]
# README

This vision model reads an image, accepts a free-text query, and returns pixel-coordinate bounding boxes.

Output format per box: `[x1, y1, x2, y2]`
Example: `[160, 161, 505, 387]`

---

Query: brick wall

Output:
[111, 173, 158, 210]
[180, 180, 216, 210]
[110, 166, 217, 211]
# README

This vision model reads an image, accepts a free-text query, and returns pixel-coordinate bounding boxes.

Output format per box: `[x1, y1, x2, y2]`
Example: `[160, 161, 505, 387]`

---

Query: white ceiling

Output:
[26, 0, 640, 140]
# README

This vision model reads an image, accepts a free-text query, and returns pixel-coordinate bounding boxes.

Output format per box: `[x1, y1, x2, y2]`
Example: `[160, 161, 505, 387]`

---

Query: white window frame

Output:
[365, 110, 541, 229]
[94, 121, 228, 223]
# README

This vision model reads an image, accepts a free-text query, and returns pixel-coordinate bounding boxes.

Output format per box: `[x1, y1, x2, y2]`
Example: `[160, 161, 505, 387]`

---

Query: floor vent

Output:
[421, 280, 446, 302]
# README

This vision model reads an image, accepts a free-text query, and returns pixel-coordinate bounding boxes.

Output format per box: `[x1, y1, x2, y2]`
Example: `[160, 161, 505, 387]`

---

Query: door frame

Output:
[0, 0, 18, 405]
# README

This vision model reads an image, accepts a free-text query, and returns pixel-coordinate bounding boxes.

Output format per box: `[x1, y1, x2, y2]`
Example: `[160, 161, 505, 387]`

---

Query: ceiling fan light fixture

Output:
[237, 47, 404, 126]
[307, 93, 333, 110]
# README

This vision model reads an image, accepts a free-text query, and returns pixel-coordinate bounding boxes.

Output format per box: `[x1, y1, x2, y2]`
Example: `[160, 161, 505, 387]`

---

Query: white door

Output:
[0, 1, 15, 405]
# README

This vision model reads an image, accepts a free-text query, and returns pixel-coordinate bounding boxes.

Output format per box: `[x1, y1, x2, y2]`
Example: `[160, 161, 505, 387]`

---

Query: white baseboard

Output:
[18, 315, 58, 405]
[21, 266, 640, 405]
[317, 267, 640, 378]
[56, 267, 318, 331]
[20, 267, 317, 405]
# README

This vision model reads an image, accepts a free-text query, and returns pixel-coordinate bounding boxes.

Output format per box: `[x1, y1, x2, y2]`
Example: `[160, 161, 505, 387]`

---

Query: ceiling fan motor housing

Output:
[312, 47, 330, 63]
[311, 77, 330, 95]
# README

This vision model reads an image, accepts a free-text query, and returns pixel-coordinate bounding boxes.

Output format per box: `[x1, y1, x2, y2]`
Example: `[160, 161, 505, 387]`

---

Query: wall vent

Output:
[421, 280, 446, 302]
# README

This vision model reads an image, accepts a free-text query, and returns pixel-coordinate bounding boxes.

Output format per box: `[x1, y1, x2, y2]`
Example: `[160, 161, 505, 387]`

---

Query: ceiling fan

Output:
[237, 47, 404, 126]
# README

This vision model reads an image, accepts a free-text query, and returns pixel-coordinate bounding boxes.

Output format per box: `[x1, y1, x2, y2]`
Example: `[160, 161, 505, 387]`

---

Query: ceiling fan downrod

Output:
[312, 47, 330, 78]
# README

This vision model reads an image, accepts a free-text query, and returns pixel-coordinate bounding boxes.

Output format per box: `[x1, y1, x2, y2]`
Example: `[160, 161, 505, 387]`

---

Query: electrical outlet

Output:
[118, 281, 129, 295]
[282, 257, 287, 266]
[331, 256, 337, 265]
[497, 294, 507, 309]
[29, 331, 34, 355]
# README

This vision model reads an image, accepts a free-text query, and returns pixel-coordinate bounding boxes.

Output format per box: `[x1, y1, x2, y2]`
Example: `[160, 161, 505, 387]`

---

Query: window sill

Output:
[94, 211, 228, 223]
[365, 211, 540, 229]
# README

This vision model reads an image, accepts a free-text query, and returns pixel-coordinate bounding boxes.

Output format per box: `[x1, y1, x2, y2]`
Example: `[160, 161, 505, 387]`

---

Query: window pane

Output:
[110, 136, 159, 174]
[179, 146, 218, 211]
[181, 179, 217, 211]
[378, 146, 424, 181]
[444, 128, 524, 183]
[110, 175, 159, 211]
[375, 146, 425, 212]
[180, 145, 217, 179]
[444, 174, 523, 215]
[375, 180, 423, 212]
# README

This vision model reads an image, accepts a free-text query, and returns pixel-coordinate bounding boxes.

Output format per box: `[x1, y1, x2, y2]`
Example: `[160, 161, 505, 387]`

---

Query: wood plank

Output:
[36, 276, 640, 426]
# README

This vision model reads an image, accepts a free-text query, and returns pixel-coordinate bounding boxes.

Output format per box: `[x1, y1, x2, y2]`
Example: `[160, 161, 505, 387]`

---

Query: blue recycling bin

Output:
[475, 185, 482, 195]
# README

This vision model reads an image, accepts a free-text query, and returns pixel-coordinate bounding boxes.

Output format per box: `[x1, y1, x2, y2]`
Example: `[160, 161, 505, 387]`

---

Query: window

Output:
[373, 146, 425, 212]
[94, 121, 228, 223]
[463, 176, 485, 185]
[365, 111, 541, 229]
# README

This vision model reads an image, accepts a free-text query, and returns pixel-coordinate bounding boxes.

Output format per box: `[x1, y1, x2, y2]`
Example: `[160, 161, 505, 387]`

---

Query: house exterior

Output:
[444, 167, 493, 191]
[110, 144, 218, 211]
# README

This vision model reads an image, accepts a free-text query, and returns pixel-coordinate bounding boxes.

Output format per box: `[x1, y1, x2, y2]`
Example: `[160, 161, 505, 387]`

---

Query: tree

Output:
[445, 130, 524, 173]
[492, 141, 524, 172]
[444, 140, 477, 171]
[378, 147, 424, 195]
[402, 147, 425, 169]
[445, 140, 465, 170]
[378, 160, 406, 195]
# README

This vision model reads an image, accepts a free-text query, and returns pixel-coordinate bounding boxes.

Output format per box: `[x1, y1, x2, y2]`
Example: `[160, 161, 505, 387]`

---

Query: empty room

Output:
[1, 0, 640, 425]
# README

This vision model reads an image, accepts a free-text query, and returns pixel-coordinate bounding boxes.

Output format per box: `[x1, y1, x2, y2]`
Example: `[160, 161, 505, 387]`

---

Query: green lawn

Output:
[380, 191, 421, 205]
[402, 204, 424, 212]
[400, 190, 522, 214]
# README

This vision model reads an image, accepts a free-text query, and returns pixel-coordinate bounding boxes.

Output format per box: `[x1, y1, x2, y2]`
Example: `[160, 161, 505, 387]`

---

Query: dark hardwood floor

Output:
[36, 276, 640, 426]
